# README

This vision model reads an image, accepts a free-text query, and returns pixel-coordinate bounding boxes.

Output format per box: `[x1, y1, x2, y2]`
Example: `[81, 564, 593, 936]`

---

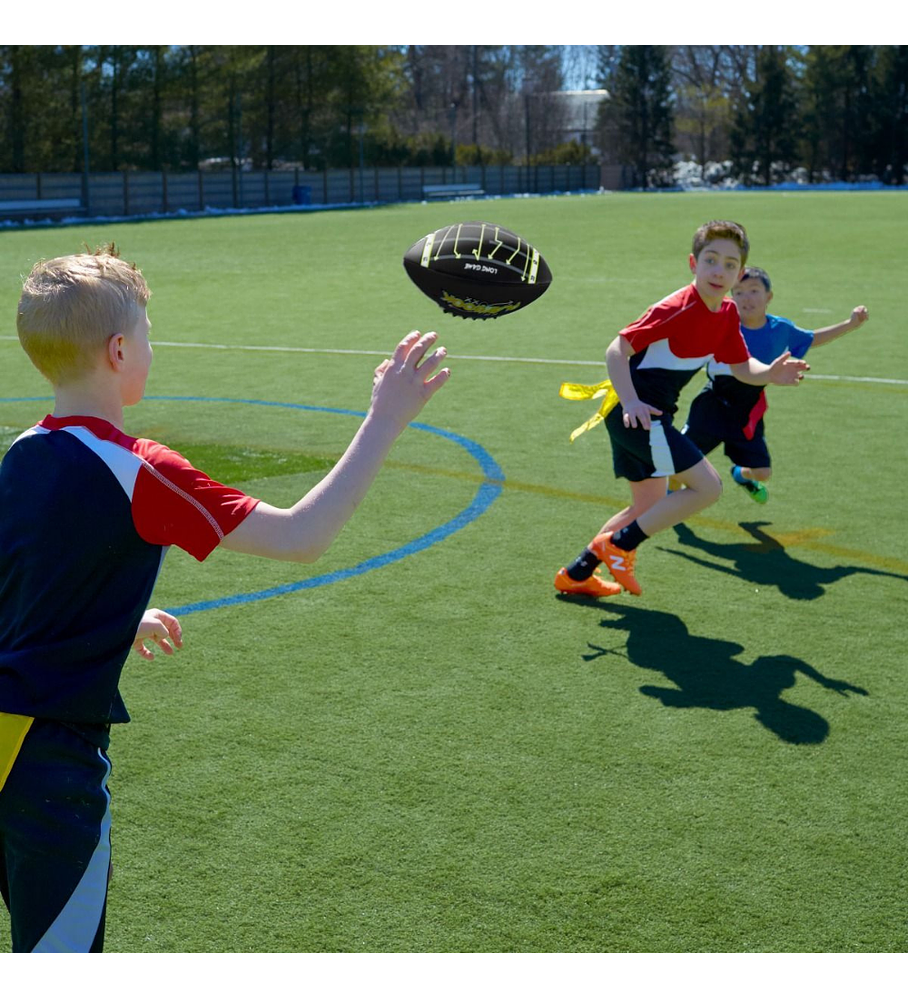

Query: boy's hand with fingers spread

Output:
[768, 350, 810, 386]
[370, 330, 450, 430]
[132, 608, 183, 661]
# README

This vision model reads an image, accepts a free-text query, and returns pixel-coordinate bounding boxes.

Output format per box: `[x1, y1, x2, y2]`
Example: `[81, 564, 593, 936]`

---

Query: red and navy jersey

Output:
[0, 415, 259, 725]
[621, 283, 750, 415]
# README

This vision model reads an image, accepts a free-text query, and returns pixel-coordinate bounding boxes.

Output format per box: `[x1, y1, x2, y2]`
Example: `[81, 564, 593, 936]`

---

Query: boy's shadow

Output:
[575, 601, 867, 744]
[658, 521, 908, 600]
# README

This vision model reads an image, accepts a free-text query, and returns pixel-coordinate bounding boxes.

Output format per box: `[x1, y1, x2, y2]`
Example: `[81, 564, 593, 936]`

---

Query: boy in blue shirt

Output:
[0, 245, 450, 952]
[679, 266, 868, 503]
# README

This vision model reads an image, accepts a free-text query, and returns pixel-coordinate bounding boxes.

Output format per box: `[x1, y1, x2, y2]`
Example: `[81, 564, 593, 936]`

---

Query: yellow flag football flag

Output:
[0, 712, 33, 792]
[559, 379, 621, 442]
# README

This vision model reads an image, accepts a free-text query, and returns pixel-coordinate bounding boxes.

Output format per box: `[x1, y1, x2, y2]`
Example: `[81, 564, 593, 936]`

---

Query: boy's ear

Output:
[107, 332, 126, 369]
[688, 253, 697, 273]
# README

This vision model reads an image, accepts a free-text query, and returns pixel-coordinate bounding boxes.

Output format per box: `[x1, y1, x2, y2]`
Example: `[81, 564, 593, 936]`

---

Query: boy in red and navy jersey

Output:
[0, 246, 449, 951]
[555, 220, 810, 599]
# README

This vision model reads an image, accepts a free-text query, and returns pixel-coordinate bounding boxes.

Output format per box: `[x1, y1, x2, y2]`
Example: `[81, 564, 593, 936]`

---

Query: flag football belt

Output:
[0, 712, 34, 793]
[559, 379, 621, 442]
[743, 390, 768, 441]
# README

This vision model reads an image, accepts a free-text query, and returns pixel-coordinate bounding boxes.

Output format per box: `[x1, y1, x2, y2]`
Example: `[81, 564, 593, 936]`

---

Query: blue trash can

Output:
[292, 185, 312, 206]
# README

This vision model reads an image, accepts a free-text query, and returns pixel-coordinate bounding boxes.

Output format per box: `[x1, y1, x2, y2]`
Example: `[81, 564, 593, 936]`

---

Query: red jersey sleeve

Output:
[713, 302, 751, 364]
[619, 287, 694, 353]
[131, 440, 260, 562]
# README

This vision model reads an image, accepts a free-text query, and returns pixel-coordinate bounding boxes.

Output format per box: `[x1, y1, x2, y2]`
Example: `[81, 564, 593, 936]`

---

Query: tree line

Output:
[0, 45, 904, 186]
[605, 45, 907, 187]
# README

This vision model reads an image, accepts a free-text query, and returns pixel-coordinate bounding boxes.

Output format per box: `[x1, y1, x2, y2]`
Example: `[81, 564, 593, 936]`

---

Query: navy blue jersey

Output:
[0, 415, 258, 725]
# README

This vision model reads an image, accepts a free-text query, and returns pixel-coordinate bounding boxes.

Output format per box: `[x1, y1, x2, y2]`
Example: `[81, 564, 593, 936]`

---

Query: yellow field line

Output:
[384, 458, 908, 575]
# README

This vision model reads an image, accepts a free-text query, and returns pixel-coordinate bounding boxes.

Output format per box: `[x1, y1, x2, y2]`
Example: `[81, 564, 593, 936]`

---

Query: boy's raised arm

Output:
[221, 331, 449, 562]
[811, 305, 869, 348]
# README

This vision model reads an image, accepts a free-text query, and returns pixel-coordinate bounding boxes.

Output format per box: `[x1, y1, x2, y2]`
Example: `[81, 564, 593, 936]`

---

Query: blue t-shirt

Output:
[739, 314, 814, 365]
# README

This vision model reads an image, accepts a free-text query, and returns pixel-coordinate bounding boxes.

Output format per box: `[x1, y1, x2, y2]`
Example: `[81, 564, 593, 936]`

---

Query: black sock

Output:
[565, 547, 601, 581]
[611, 520, 648, 552]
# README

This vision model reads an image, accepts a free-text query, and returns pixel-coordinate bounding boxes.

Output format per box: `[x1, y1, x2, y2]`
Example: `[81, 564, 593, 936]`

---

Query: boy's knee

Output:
[750, 467, 772, 482]
[675, 460, 722, 504]
[704, 470, 723, 502]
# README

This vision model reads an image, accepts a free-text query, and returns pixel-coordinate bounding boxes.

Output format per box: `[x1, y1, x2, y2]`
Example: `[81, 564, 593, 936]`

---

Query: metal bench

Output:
[0, 198, 86, 220]
[421, 183, 485, 200]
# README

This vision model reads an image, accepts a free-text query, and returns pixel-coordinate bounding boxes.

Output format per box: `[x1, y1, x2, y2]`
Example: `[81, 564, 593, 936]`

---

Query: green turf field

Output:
[0, 191, 905, 953]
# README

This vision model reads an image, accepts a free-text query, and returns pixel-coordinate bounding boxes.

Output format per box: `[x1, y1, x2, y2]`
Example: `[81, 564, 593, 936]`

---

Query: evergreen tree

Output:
[801, 45, 880, 183]
[730, 45, 799, 186]
[598, 45, 674, 188]
[870, 45, 908, 184]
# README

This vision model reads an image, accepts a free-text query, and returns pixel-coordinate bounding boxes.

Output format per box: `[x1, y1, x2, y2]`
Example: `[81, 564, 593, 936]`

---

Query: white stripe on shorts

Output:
[32, 750, 111, 952]
[649, 420, 675, 477]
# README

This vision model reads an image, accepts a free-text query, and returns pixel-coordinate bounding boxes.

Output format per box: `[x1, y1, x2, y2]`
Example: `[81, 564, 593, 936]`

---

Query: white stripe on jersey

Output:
[10, 426, 44, 448]
[635, 338, 712, 372]
[58, 425, 143, 500]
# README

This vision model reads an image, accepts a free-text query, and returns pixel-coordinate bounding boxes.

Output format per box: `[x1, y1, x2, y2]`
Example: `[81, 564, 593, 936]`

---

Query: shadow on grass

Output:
[657, 521, 908, 601]
[563, 599, 868, 744]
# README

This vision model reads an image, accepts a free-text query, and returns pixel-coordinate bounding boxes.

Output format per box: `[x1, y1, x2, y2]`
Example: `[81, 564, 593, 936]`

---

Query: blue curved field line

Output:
[0, 395, 504, 616]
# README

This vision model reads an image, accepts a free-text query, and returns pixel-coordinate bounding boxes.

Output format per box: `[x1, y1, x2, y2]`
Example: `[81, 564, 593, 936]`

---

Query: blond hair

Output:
[692, 220, 749, 266]
[17, 244, 150, 384]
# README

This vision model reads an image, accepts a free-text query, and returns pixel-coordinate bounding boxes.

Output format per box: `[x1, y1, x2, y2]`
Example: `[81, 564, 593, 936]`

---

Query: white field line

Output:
[1, 335, 906, 386]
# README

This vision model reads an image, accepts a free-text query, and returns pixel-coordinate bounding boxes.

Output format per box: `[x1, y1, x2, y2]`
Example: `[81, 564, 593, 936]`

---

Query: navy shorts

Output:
[682, 391, 772, 469]
[0, 719, 112, 952]
[605, 405, 706, 482]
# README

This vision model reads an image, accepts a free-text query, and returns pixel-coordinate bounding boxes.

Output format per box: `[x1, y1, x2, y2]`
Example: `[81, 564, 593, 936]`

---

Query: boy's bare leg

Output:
[556, 477, 667, 597]
[559, 461, 721, 597]
[635, 458, 723, 536]
[585, 460, 721, 596]
[736, 465, 772, 483]
[599, 477, 668, 535]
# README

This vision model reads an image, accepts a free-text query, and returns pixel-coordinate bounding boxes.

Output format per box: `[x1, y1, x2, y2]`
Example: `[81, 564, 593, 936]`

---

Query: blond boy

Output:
[1, 245, 448, 951]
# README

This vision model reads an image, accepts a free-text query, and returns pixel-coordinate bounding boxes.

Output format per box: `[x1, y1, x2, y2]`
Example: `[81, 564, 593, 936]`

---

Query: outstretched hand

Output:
[370, 331, 451, 429]
[132, 608, 183, 661]
[768, 350, 810, 386]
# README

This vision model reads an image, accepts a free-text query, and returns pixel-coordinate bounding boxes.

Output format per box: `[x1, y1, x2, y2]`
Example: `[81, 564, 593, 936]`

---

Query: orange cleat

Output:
[554, 567, 621, 598]
[589, 532, 643, 596]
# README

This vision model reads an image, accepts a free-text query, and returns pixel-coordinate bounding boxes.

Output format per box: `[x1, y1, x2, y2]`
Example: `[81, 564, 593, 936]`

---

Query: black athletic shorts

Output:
[682, 391, 772, 469]
[605, 405, 706, 482]
[0, 718, 111, 952]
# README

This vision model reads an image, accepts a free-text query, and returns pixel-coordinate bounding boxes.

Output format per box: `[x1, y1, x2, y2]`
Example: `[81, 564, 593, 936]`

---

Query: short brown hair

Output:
[692, 220, 749, 266]
[17, 244, 150, 385]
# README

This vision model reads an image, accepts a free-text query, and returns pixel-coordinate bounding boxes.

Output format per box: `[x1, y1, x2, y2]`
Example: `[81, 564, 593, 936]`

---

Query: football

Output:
[403, 221, 552, 320]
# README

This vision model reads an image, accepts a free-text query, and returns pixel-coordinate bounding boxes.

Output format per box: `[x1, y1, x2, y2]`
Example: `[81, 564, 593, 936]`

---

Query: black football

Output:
[403, 221, 552, 320]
